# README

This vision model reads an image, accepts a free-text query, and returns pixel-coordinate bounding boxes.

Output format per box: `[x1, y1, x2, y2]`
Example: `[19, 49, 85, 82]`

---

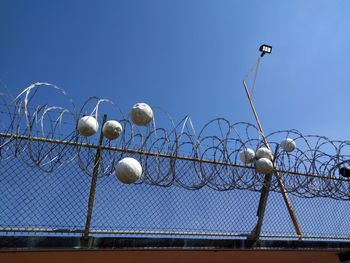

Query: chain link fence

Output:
[1, 134, 350, 242]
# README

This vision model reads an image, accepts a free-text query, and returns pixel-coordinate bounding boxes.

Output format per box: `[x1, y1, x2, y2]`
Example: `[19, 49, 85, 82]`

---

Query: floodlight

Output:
[259, 44, 272, 57]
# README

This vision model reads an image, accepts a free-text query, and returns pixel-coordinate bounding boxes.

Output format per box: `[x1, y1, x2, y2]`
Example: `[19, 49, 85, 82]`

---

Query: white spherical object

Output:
[77, 116, 99, 137]
[239, 148, 255, 163]
[280, 138, 296, 153]
[102, 120, 123, 140]
[130, 103, 153, 126]
[255, 147, 273, 161]
[255, 158, 274, 174]
[115, 157, 142, 184]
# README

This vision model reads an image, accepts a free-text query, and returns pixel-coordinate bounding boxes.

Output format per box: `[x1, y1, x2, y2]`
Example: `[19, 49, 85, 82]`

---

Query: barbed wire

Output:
[1, 82, 350, 200]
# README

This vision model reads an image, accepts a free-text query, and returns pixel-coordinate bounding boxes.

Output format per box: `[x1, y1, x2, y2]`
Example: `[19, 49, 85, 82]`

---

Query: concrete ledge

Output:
[1, 236, 350, 251]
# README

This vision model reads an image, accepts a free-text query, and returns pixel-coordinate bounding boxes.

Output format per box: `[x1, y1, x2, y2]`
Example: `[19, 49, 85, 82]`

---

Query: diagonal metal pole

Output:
[82, 114, 107, 245]
[243, 80, 303, 242]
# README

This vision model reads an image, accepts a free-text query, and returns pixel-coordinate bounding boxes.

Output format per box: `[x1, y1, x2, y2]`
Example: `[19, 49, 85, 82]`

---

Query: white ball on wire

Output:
[115, 157, 142, 184]
[77, 116, 99, 137]
[255, 158, 274, 174]
[102, 120, 123, 140]
[239, 148, 255, 163]
[255, 147, 273, 161]
[130, 103, 153, 126]
[280, 138, 296, 152]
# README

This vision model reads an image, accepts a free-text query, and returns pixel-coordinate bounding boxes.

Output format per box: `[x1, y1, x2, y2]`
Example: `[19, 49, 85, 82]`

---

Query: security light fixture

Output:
[259, 44, 272, 57]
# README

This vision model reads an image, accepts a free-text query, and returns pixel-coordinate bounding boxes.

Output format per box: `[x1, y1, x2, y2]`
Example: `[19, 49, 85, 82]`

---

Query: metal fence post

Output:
[242, 80, 303, 242]
[81, 114, 107, 246]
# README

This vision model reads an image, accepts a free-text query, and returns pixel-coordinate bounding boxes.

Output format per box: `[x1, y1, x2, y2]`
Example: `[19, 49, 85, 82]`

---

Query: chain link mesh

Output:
[1, 135, 350, 241]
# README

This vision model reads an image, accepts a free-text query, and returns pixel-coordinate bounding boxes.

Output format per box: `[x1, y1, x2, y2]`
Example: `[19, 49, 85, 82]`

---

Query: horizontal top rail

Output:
[0, 132, 346, 182]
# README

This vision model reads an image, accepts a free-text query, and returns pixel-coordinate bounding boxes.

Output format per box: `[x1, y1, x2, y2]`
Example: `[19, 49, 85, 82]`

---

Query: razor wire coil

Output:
[1, 83, 350, 200]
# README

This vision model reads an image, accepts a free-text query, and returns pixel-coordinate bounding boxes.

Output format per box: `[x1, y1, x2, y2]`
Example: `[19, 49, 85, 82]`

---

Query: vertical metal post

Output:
[82, 114, 107, 244]
[243, 80, 303, 241]
[248, 173, 272, 242]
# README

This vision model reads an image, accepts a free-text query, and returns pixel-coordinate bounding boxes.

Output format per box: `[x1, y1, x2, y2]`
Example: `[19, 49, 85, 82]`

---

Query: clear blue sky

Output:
[1, 0, 350, 138]
[2, 0, 350, 239]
